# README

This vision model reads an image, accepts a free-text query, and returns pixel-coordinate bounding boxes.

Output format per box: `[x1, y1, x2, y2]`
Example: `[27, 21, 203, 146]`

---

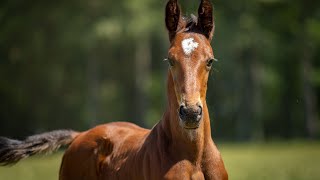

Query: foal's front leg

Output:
[202, 143, 228, 180]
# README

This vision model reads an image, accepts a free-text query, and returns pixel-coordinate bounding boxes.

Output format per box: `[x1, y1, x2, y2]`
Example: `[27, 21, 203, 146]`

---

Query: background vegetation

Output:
[1, 0, 320, 141]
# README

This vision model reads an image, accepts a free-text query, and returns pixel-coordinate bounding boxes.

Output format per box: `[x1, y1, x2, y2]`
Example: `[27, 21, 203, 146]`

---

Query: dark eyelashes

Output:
[164, 58, 174, 67]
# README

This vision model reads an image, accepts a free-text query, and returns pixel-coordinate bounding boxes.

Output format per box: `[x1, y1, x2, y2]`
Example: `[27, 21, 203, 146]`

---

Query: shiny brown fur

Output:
[0, 0, 228, 179]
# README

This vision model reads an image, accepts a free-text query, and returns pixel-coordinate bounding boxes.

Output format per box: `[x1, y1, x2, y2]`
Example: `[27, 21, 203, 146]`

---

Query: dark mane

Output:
[178, 14, 199, 33]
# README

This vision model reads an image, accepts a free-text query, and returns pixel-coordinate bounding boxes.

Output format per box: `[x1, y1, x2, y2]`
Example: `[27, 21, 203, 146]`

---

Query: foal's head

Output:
[165, 0, 215, 130]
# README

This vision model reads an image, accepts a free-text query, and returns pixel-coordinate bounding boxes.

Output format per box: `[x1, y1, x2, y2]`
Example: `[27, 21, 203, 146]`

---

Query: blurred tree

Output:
[0, 0, 319, 140]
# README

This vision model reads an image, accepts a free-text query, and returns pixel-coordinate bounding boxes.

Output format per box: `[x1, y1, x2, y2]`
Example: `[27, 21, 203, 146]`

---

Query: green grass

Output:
[0, 153, 62, 180]
[221, 142, 320, 180]
[0, 142, 319, 180]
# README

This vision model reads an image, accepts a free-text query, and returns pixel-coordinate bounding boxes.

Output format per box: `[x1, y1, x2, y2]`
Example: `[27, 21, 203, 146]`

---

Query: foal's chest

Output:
[163, 160, 204, 180]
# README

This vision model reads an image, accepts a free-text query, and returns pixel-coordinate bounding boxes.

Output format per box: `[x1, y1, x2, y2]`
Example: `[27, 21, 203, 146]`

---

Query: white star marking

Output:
[181, 38, 199, 55]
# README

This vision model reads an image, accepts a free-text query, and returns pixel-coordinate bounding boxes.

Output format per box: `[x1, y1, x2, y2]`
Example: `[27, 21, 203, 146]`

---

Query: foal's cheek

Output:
[171, 70, 183, 103]
[199, 71, 209, 98]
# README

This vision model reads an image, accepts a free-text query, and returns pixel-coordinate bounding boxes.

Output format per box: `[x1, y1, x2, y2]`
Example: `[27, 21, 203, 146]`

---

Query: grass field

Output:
[0, 142, 319, 180]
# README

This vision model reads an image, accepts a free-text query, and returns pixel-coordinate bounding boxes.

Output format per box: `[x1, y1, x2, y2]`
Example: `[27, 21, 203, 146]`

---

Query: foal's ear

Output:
[198, 0, 214, 40]
[165, 0, 181, 42]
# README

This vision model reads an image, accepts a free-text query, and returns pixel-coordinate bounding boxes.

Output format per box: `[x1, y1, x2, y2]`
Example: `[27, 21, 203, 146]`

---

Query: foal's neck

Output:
[158, 71, 212, 163]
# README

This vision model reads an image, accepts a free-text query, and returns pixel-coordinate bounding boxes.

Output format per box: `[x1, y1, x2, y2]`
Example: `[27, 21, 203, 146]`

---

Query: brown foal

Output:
[0, 0, 228, 179]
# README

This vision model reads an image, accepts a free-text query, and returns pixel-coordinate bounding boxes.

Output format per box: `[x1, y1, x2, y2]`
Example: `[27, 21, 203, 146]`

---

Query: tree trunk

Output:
[134, 36, 151, 127]
[87, 47, 100, 127]
[236, 48, 260, 141]
[301, 42, 318, 139]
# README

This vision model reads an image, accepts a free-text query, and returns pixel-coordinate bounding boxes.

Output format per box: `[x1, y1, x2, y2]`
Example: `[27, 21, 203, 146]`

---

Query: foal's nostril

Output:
[179, 105, 203, 121]
[195, 105, 203, 122]
[197, 106, 202, 116]
[179, 105, 187, 118]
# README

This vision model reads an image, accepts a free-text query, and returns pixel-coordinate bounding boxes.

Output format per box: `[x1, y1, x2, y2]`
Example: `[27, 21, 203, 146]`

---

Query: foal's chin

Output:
[179, 119, 201, 139]
[179, 118, 201, 130]
[179, 121, 201, 141]
[182, 123, 200, 130]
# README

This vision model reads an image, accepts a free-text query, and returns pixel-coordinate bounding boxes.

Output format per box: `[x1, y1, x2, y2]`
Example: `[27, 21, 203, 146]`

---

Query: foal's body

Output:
[61, 121, 225, 180]
[0, 1, 228, 179]
[60, 73, 227, 180]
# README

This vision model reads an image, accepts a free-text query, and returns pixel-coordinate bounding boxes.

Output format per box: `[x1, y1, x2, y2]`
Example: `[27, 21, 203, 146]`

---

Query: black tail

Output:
[0, 130, 79, 166]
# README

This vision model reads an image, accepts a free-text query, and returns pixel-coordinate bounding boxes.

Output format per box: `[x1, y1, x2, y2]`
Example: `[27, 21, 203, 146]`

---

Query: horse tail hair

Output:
[0, 130, 79, 166]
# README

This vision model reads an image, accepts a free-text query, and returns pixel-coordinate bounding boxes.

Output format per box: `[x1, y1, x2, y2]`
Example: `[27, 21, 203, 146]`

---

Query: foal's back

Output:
[59, 122, 150, 180]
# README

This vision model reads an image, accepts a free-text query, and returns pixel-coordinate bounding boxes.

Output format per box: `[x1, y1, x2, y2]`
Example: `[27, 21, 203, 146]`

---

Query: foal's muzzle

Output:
[179, 104, 202, 129]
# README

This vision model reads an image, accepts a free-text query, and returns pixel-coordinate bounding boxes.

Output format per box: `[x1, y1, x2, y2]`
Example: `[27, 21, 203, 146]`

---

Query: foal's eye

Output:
[167, 58, 175, 67]
[206, 59, 214, 68]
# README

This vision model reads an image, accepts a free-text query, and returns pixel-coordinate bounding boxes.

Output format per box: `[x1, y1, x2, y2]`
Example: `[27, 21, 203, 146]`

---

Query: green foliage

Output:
[0, 0, 319, 140]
